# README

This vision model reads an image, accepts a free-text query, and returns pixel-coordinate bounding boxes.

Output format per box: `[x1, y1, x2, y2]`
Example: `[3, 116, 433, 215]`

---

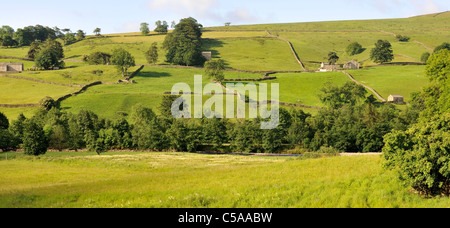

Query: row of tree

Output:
[0, 25, 90, 47]
[0, 78, 421, 155]
[329, 41, 450, 65]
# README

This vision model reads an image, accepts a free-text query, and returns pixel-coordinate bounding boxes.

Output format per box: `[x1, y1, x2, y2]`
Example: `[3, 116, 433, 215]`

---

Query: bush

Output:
[396, 35, 410, 42]
[383, 115, 450, 197]
[421, 52, 431, 63]
[317, 146, 342, 155]
[83, 52, 111, 65]
[40, 97, 56, 111]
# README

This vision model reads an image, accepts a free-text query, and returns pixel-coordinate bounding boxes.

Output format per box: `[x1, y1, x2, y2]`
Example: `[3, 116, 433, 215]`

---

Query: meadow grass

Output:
[0, 152, 449, 208]
[202, 37, 302, 71]
[348, 65, 428, 102]
[207, 11, 449, 47]
[225, 71, 350, 107]
[0, 77, 80, 104]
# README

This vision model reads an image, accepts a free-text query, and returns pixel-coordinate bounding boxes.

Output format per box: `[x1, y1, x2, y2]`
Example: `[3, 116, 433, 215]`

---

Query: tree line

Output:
[0, 78, 422, 156]
[0, 25, 89, 47]
[328, 40, 450, 65]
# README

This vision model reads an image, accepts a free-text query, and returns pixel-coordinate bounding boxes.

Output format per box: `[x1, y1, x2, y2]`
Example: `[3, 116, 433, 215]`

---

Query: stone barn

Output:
[0, 62, 23, 72]
[388, 95, 404, 104]
[343, 60, 360, 69]
[319, 62, 339, 72]
[202, 51, 212, 61]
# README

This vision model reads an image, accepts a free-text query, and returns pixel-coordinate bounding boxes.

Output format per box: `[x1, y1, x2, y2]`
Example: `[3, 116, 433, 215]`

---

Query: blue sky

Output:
[0, 0, 448, 35]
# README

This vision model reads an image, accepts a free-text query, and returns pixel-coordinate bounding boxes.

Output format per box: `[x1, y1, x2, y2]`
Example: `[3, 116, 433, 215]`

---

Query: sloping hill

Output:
[0, 12, 446, 120]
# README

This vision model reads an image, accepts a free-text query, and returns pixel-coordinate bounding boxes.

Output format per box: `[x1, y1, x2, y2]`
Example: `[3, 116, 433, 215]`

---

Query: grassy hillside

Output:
[0, 12, 446, 120]
[0, 77, 79, 104]
[1, 152, 449, 208]
[348, 65, 428, 102]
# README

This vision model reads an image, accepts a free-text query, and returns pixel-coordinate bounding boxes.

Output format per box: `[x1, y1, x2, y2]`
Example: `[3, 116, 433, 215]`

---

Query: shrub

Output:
[382, 115, 450, 197]
[83, 52, 111, 65]
[317, 146, 342, 155]
[40, 97, 56, 111]
[396, 35, 410, 42]
[421, 52, 431, 63]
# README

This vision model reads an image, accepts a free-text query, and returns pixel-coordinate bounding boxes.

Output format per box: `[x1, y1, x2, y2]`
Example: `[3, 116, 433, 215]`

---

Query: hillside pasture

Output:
[348, 65, 428, 102]
[0, 77, 79, 105]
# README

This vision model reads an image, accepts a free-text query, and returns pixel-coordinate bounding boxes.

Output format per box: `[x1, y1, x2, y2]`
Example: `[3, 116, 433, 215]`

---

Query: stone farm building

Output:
[343, 60, 360, 69]
[319, 62, 339, 72]
[0, 62, 23, 72]
[388, 95, 404, 104]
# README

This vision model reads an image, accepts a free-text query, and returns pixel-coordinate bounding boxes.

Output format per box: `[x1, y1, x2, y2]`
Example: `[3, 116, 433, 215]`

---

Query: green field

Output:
[0, 77, 79, 104]
[348, 65, 429, 102]
[1, 12, 446, 120]
[0, 152, 449, 208]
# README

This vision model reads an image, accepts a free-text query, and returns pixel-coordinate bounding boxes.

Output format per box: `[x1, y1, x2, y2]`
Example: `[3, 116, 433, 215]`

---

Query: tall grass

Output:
[0, 152, 449, 208]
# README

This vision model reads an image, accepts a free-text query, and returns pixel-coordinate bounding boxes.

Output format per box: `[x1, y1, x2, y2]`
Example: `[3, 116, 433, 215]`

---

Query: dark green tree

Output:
[40, 96, 56, 111]
[64, 33, 76, 45]
[202, 118, 227, 151]
[370, 40, 394, 64]
[163, 17, 205, 66]
[23, 119, 48, 156]
[76, 30, 86, 41]
[0, 129, 16, 152]
[9, 113, 26, 144]
[433, 42, 450, 53]
[396, 35, 410, 42]
[421, 52, 431, 63]
[328, 52, 339, 64]
[27, 41, 41, 60]
[154, 21, 169, 34]
[83, 52, 112, 65]
[320, 82, 367, 109]
[35, 48, 59, 70]
[140, 23, 150, 36]
[0, 112, 9, 130]
[94, 28, 101, 36]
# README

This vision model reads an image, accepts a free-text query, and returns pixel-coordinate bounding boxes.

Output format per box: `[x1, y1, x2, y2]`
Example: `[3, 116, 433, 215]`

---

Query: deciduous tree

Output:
[111, 48, 136, 77]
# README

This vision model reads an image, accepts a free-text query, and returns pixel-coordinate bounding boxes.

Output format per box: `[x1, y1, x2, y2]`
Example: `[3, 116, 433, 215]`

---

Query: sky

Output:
[0, 0, 448, 35]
